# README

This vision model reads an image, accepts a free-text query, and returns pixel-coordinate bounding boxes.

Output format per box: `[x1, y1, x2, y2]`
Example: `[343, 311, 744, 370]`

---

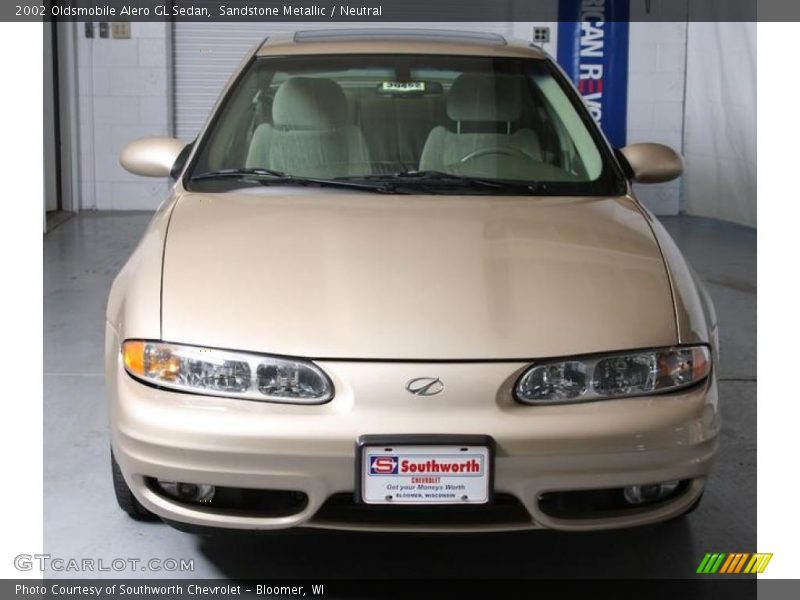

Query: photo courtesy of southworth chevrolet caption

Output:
[12, 0, 775, 596]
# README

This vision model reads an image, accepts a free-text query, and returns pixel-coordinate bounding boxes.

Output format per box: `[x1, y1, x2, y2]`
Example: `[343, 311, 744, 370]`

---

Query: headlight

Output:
[121, 341, 333, 404]
[515, 346, 711, 404]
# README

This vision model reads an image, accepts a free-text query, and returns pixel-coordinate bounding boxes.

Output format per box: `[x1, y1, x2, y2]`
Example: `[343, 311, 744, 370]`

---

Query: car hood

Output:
[161, 188, 676, 360]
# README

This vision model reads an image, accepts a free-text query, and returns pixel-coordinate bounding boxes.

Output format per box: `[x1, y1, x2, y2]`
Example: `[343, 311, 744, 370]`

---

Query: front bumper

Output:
[107, 329, 720, 532]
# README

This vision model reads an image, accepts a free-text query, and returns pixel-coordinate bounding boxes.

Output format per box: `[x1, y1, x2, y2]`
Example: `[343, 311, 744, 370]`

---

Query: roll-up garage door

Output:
[172, 21, 516, 142]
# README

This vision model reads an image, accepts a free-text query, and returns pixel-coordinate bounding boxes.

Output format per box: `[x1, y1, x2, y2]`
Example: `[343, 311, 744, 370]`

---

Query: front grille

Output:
[311, 493, 532, 528]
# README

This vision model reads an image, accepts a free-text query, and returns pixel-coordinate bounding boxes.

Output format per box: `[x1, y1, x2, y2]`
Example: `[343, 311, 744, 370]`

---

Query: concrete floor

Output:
[43, 211, 756, 579]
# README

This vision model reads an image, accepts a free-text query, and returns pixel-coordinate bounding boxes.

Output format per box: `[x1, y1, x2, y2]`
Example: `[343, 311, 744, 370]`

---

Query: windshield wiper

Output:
[336, 170, 548, 193]
[191, 167, 291, 181]
[189, 168, 546, 194]
[190, 168, 400, 193]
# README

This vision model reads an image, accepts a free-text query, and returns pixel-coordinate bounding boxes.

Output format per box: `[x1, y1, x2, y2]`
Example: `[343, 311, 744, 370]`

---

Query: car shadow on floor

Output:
[191, 517, 698, 579]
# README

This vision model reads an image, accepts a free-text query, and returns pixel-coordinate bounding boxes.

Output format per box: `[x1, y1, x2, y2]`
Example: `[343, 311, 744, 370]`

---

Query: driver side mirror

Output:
[619, 143, 683, 184]
[120, 137, 186, 178]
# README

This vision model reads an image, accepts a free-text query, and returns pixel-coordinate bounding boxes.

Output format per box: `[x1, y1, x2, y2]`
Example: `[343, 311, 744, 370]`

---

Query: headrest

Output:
[447, 73, 523, 122]
[272, 77, 348, 129]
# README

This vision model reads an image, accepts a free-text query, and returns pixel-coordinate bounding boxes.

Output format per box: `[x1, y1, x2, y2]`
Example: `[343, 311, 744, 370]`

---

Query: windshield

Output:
[186, 54, 626, 195]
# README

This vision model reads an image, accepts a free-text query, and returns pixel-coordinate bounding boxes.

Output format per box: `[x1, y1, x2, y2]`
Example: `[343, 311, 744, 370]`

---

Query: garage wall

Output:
[626, 22, 688, 215]
[74, 22, 172, 210]
[683, 22, 756, 227]
[173, 22, 282, 142]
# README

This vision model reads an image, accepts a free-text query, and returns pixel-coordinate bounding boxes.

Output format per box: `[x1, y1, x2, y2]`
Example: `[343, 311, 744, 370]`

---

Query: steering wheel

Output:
[459, 146, 529, 163]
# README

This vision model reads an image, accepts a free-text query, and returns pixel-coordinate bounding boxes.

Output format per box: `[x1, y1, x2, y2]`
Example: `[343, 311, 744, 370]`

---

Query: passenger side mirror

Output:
[120, 137, 186, 178]
[619, 143, 683, 184]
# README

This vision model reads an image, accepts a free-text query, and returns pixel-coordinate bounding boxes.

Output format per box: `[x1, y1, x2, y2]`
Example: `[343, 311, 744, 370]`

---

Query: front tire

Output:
[111, 450, 157, 520]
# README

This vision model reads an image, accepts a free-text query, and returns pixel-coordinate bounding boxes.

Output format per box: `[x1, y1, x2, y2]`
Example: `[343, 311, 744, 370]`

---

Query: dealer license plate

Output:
[360, 444, 491, 505]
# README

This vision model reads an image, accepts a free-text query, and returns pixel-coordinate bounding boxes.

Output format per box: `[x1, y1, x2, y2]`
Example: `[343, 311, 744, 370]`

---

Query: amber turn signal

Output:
[122, 340, 146, 376]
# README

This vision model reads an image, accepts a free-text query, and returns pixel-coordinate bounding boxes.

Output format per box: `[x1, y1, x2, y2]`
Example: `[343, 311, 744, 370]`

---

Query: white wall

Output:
[683, 22, 756, 227]
[75, 22, 171, 210]
[626, 22, 688, 215]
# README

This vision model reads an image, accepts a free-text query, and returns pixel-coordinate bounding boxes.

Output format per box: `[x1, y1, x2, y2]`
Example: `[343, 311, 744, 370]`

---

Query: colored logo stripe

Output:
[744, 553, 773, 574]
[697, 553, 772, 574]
[697, 553, 726, 573]
[720, 553, 749, 573]
[696, 553, 714, 573]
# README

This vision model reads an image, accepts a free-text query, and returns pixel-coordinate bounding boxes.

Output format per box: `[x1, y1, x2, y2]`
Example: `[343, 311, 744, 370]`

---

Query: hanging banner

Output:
[557, 0, 630, 148]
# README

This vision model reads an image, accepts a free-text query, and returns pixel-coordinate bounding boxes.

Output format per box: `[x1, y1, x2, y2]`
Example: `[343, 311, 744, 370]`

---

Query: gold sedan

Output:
[106, 30, 718, 533]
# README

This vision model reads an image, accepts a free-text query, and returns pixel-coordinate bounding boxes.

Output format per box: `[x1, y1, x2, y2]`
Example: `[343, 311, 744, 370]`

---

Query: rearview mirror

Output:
[120, 137, 185, 178]
[619, 143, 683, 184]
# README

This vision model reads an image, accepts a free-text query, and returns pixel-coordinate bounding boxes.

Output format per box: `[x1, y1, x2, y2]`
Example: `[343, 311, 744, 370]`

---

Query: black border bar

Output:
[3, 578, 760, 599]
[1, 0, 779, 23]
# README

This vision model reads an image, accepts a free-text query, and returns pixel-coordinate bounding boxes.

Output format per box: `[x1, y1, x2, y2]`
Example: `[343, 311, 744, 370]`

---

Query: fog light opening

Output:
[623, 480, 680, 505]
[157, 480, 215, 504]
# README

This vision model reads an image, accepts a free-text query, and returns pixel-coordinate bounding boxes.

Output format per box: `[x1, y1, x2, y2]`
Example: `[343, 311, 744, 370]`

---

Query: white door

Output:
[172, 21, 516, 142]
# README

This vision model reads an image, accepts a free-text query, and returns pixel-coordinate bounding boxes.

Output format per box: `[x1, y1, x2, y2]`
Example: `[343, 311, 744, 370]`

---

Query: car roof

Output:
[256, 28, 549, 60]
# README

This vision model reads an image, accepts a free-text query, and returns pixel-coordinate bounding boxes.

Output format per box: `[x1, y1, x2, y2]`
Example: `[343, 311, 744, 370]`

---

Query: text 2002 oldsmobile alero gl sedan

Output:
[106, 29, 719, 533]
